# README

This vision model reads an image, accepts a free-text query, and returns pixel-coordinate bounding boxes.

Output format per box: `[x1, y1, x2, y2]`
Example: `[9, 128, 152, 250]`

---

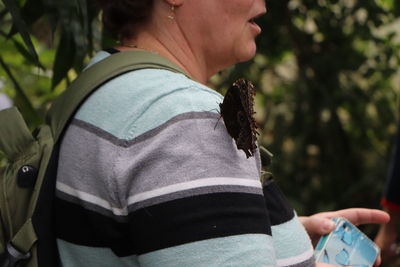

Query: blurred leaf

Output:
[3, 0, 40, 65]
[77, 0, 88, 32]
[8, 0, 45, 36]
[11, 38, 45, 69]
[0, 8, 7, 20]
[51, 29, 75, 89]
[0, 56, 42, 126]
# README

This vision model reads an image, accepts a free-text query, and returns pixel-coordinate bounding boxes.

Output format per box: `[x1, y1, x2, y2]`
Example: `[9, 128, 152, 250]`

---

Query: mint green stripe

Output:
[271, 215, 313, 260]
[58, 234, 275, 267]
[138, 234, 275, 267]
[57, 239, 138, 267]
[75, 68, 222, 140]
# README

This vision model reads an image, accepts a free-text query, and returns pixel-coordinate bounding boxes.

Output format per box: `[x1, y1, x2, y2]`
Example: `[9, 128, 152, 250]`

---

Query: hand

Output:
[299, 208, 390, 266]
[299, 208, 390, 244]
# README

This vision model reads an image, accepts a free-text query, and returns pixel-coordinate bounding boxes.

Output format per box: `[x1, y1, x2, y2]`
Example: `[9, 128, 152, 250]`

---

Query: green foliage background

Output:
[1, 0, 400, 265]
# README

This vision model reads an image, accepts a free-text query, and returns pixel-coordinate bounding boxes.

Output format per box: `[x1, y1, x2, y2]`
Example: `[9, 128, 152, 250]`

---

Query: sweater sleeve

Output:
[126, 110, 276, 266]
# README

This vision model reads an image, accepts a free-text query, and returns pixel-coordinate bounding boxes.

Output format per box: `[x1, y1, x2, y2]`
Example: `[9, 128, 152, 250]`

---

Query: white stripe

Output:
[56, 181, 128, 216]
[276, 248, 314, 266]
[57, 177, 261, 216]
[127, 177, 262, 205]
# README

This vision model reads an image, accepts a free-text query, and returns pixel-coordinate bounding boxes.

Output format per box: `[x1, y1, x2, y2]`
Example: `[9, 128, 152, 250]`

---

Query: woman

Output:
[54, 0, 389, 266]
[375, 120, 400, 264]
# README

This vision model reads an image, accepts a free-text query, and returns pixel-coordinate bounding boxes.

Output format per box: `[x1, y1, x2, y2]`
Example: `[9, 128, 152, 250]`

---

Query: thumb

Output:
[307, 216, 336, 236]
[319, 219, 336, 235]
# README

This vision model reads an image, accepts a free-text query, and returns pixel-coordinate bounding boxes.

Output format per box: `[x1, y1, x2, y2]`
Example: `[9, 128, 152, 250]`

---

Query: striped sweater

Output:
[55, 51, 315, 267]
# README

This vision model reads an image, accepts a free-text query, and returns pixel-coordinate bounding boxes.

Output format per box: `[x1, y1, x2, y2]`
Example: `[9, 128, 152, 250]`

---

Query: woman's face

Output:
[177, 0, 266, 75]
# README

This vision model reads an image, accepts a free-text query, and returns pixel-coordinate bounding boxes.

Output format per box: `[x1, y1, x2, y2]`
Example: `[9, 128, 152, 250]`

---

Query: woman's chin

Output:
[215, 43, 257, 72]
[236, 44, 257, 63]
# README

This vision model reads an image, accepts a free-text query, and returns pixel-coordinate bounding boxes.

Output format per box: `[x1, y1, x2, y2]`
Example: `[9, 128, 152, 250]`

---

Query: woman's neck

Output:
[118, 32, 211, 85]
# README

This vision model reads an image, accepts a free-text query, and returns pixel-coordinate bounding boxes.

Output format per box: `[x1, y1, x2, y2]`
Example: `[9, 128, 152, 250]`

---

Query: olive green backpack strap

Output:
[0, 108, 36, 161]
[47, 50, 190, 142]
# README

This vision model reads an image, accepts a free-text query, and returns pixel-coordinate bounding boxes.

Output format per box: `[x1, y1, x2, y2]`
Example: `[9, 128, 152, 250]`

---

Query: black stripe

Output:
[263, 180, 295, 225]
[55, 197, 133, 256]
[56, 192, 271, 256]
[130, 192, 271, 254]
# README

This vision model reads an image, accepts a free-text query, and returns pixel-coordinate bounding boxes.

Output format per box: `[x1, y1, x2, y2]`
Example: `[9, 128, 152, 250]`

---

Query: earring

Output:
[168, 4, 175, 20]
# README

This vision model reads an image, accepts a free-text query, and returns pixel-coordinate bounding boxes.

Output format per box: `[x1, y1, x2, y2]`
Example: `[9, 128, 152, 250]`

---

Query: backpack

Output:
[0, 50, 188, 267]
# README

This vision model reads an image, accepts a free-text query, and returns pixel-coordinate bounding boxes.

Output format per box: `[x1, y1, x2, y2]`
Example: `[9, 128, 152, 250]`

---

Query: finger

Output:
[301, 215, 336, 237]
[373, 254, 381, 266]
[309, 217, 336, 236]
[317, 208, 390, 226]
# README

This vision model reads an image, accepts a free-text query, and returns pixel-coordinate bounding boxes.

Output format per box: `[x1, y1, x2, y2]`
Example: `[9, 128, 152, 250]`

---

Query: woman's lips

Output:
[248, 19, 262, 34]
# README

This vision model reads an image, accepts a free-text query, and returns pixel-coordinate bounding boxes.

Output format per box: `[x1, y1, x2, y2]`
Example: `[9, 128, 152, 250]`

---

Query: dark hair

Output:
[96, 0, 154, 40]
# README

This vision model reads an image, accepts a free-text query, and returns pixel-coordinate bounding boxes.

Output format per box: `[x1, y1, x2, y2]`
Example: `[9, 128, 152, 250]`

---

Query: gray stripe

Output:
[282, 256, 315, 267]
[57, 114, 260, 214]
[57, 124, 118, 206]
[72, 111, 221, 147]
[128, 185, 263, 213]
[114, 116, 260, 196]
